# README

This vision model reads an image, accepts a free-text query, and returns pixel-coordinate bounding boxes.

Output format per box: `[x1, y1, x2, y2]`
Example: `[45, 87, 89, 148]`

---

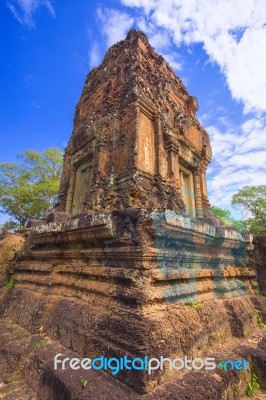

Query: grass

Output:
[74, 244, 83, 253]
[35, 340, 46, 350]
[217, 362, 227, 371]
[254, 309, 266, 328]
[5, 278, 16, 289]
[81, 379, 88, 389]
[185, 301, 203, 310]
[247, 374, 260, 397]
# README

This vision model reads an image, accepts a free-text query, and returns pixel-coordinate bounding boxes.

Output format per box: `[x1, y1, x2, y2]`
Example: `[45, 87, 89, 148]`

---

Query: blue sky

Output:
[1, 0, 266, 222]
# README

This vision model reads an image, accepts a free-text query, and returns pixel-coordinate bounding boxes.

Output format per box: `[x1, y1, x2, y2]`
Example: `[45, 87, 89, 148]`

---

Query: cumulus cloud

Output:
[95, 7, 182, 71]
[206, 116, 266, 205]
[145, 27, 182, 70]
[88, 41, 102, 69]
[7, 0, 55, 28]
[96, 8, 134, 47]
[120, 0, 266, 114]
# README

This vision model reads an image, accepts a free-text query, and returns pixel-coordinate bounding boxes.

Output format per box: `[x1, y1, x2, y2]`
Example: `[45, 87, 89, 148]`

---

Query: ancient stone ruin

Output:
[0, 30, 265, 399]
[55, 30, 211, 217]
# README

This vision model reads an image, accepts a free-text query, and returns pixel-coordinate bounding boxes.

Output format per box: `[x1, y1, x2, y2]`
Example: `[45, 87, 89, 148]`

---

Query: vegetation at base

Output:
[254, 309, 266, 328]
[81, 379, 88, 389]
[74, 244, 83, 253]
[0, 148, 63, 229]
[185, 301, 203, 310]
[5, 278, 16, 289]
[217, 362, 227, 371]
[35, 340, 47, 350]
[247, 374, 260, 397]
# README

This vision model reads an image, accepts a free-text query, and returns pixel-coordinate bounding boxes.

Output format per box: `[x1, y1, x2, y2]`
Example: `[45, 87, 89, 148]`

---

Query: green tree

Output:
[0, 148, 63, 228]
[231, 185, 266, 235]
[211, 205, 245, 232]
[0, 220, 18, 233]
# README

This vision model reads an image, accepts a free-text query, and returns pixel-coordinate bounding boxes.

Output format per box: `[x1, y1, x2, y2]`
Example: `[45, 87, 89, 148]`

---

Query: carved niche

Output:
[174, 112, 193, 136]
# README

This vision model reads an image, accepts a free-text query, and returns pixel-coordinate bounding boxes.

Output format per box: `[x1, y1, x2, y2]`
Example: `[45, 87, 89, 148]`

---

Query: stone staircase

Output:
[0, 296, 265, 400]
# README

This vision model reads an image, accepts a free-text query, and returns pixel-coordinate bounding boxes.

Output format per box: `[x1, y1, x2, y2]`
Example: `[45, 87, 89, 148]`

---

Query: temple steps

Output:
[11, 257, 258, 305]
[0, 317, 265, 399]
[0, 380, 37, 400]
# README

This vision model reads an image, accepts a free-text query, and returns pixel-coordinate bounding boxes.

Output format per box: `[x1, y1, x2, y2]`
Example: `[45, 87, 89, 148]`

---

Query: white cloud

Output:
[206, 116, 266, 206]
[88, 41, 102, 69]
[7, 0, 55, 28]
[148, 30, 182, 70]
[120, 0, 266, 114]
[96, 7, 183, 72]
[148, 30, 171, 49]
[160, 52, 182, 71]
[96, 8, 134, 47]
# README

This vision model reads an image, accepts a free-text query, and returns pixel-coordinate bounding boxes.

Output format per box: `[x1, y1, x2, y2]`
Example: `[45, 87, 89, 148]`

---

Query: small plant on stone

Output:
[74, 244, 83, 253]
[185, 301, 203, 310]
[217, 361, 227, 371]
[247, 373, 260, 397]
[5, 278, 16, 289]
[254, 309, 266, 328]
[35, 340, 46, 350]
[81, 379, 88, 389]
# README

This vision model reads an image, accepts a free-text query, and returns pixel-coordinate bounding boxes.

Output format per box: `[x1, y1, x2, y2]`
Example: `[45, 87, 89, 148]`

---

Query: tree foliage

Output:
[231, 185, 266, 235]
[0, 148, 63, 227]
[0, 220, 18, 234]
[211, 205, 245, 232]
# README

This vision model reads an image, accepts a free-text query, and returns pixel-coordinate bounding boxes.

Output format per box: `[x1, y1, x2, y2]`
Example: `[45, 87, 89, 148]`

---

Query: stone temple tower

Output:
[55, 29, 211, 219]
[3, 30, 260, 397]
